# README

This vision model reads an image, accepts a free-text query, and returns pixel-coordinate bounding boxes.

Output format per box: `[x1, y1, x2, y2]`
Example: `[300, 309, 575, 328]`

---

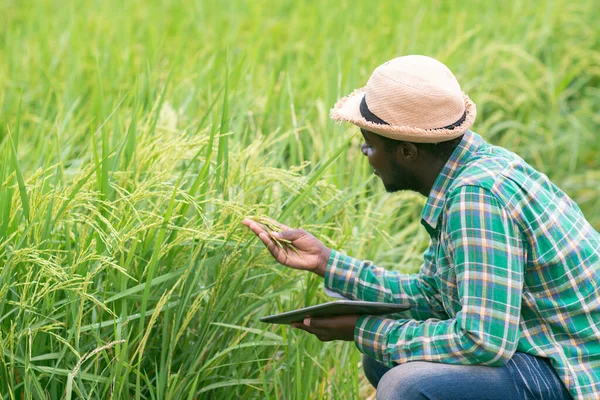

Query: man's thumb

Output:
[273, 229, 303, 241]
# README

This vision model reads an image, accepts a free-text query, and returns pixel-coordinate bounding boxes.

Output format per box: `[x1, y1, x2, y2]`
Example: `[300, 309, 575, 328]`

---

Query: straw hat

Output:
[329, 55, 476, 143]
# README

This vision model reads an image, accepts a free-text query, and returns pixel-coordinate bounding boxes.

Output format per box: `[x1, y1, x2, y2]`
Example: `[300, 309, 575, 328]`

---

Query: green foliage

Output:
[0, 0, 598, 398]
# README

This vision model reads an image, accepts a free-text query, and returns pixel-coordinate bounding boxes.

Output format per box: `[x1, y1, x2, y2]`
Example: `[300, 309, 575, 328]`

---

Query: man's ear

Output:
[397, 142, 419, 162]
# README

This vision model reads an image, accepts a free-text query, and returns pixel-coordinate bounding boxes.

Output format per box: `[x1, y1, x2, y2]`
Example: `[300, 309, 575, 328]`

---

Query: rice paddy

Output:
[1, 0, 599, 398]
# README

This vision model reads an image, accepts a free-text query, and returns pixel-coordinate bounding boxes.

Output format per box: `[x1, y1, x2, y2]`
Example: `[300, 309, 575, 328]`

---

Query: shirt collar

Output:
[420, 130, 484, 231]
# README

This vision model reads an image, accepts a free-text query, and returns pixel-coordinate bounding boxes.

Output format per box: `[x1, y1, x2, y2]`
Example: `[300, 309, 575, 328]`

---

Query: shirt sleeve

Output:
[324, 240, 449, 321]
[353, 185, 525, 367]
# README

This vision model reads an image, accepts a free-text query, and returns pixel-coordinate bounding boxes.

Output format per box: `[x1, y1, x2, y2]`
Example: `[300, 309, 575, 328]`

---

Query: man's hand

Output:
[291, 315, 360, 342]
[242, 218, 331, 277]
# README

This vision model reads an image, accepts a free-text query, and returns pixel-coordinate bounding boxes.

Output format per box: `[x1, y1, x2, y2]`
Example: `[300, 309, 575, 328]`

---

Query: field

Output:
[1, 0, 599, 398]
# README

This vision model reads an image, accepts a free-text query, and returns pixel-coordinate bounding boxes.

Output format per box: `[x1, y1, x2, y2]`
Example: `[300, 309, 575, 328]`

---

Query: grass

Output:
[0, 0, 599, 398]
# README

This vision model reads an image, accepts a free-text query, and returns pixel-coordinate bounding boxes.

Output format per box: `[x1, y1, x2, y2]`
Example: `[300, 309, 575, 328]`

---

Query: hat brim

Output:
[329, 87, 477, 143]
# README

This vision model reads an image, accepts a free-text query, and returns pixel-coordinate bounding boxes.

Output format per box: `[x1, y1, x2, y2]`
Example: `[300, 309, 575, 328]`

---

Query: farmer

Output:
[242, 55, 600, 400]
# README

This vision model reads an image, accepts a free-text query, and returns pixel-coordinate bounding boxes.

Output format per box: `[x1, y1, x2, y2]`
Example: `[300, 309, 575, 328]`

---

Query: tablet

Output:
[260, 300, 410, 324]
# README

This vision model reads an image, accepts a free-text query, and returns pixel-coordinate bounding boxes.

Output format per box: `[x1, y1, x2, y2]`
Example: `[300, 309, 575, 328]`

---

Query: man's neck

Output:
[417, 157, 448, 197]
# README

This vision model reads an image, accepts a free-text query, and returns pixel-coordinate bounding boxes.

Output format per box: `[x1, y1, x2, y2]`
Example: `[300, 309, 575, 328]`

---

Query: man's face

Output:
[360, 129, 420, 193]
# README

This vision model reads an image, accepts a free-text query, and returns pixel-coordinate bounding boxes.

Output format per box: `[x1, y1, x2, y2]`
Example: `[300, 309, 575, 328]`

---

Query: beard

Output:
[382, 162, 421, 193]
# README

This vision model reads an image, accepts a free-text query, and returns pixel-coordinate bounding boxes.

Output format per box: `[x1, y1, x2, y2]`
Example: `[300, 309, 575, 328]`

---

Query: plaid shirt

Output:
[325, 131, 600, 400]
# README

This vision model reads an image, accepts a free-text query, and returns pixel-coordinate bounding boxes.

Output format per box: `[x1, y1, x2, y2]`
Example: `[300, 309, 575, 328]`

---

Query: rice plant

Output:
[0, 0, 598, 398]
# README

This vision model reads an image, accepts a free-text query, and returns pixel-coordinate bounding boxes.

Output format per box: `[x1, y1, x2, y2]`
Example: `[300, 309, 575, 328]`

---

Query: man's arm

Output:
[354, 186, 524, 367]
[241, 215, 451, 323]
[242, 217, 448, 321]
[324, 242, 449, 321]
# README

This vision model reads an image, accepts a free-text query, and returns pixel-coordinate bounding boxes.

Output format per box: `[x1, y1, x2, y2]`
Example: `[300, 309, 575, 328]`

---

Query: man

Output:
[242, 55, 600, 400]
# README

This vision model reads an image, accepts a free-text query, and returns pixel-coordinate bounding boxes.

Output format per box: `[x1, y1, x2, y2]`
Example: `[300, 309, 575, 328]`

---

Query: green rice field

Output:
[1, 0, 599, 398]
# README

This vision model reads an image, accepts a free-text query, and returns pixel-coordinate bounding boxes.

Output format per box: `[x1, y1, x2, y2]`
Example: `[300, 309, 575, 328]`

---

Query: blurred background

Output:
[1, 0, 598, 398]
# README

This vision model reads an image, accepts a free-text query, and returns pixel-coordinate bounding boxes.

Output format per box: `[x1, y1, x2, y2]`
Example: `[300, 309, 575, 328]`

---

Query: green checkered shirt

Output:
[325, 131, 600, 399]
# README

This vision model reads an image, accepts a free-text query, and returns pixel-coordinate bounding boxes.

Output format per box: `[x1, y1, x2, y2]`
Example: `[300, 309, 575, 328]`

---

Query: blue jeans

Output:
[363, 352, 572, 400]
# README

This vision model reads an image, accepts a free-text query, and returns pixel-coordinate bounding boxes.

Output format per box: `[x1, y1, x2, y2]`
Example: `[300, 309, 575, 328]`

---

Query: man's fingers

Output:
[242, 217, 291, 233]
[292, 321, 318, 335]
[292, 322, 307, 331]
[242, 219, 260, 230]
[243, 219, 297, 265]
[304, 317, 329, 328]
[292, 323, 318, 336]
[291, 323, 331, 342]
[257, 231, 271, 245]
[257, 232, 283, 259]
[292, 316, 358, 342]
[243, 220, 267, 236]
[244, 221, 281, 254]
[260, 217, 291, 231]
[242, 219, 299, 247]
[273, 228, 303, 242]
[294, 318, 330, 330]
